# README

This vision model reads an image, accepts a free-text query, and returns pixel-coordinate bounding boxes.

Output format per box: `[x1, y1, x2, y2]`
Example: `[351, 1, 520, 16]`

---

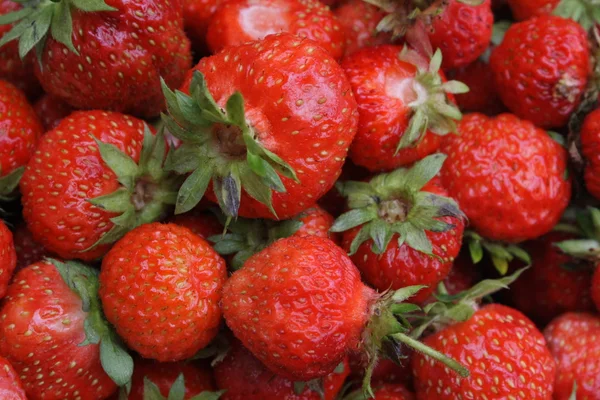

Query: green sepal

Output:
[143, 374, 225, 400]
[0, 166, 24, 201]
[491, 20, 511, 46]
[293, 379, 325, 398]
[553, 0, 600, 30]
[554, 207, 600, 262]
[569, 382, 578, 400]
[465, 231, 531, 275]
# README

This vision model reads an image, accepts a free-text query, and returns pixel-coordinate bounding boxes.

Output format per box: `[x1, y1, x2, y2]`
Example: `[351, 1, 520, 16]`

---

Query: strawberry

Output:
[99, 222, 227, 362]
[213, 339, 349, 400]
[12, 222, 51, 270]
[544, 312, 600, 399]
[0, 219, 16, 299]
[580, 107, 600, 200]
[334, 0, 392, 57]
[183, 0, 223, 52]
[344, 384, 415, 400]
[333, 154, 465, 304]
[205, 0, 345, 59]
[0, 355, 26, 400]
[446, 60, 505, 115]
[412, 304, 556, 399]
[440, 113, 571, 243]
[490, 16, 590, 129]
[33, 93, 73, 131]
[20, 111, 177, 261]
[341, 45, 466, 172]
[0, 80, 44, 201]
[508, 0, 600, 29]
[162, 33, 358, 220]
[508, 0, 560, 20]
[0, 259, 134, 400]
[168, 210, 223, 240]
[296, 205, 337, 240]
[0, 0, 192, 118]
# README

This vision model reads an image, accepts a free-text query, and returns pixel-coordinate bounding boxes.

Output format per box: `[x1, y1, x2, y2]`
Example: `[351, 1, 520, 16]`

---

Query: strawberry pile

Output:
[1, 0, 600, 399]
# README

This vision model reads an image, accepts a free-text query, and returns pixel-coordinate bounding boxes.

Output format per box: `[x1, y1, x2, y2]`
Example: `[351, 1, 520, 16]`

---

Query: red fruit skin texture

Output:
[0, 356, 27, 400]
[413, 304, 556, 400]
[342, 179, 465, 304]
[100, 223, 227, 362]
[12, 223, 52, 271]
[20, 111, 146, 261]
[183, 0, 222, 51]
[440, 113, 571, 242]
[580, 108, 600, 200]
[508, 0, 559, 20]
[295, 205, 338, 243]
[36, 0, 191, 118]
[33, 93, 73, 131]
[183, 34, 358, 219]
[545, 313, 600, 400]
[214, 339, 350, 400]
[206, 0, 345, 60]
[334, 0, 391, 57]
[370, 384, 415, 400]
[342, 45, 445, 172]
[446, 60, 505, 116]
[592, 267, 600, 313]
[0, 220, 17, 299]
[168, 210, 223, 240]
[0, 261, 117, 400]
[490, 16, 589, 129]
[222, 236, 375, 381]
[427, 0, 493, 69]
[0, 80, 44, 178]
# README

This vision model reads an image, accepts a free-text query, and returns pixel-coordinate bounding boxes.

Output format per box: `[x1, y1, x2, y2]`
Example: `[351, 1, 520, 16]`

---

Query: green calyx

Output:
[47, 258, 134, 388]
[0, 166, 24, 201]
[140, 373, 225, 400]
[466, 231, 531, 275]
[292, 364, 344, 398]
[553, 0, 600, 30]
[85, 125, 179, 252]
[330, 153, 464, 257]
[0, 0, 117, 62]
[162, 71, 298, 219]
[554, 207, 600, 261]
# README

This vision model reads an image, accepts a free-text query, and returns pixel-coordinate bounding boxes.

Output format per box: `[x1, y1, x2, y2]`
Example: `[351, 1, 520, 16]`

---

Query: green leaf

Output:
[175, 166, 213, 214]
[397, 108, 427, 151]
[51, 0, 78, 54]
[0, 8, 33, 25]
[88, 188, 133, 213]
[506, 244, 531, 264]
[190, 71, 226, 121]
[260, 162, 286, 193]
[93, 136, 140, 191]
[143, 377, 165, 400]
[428, 49, 443, 74]
[238, 164, 274, 214]
[261, 146, 299, 182]
[490, 254, 509, 275]
[226, 91, 246, 127]
[71, 0, 118, 12]
[404, 226, 433, 255]
[164, 144, 203, 174]
[189, 391, 226, 400]
[402, 153, 446, 192]
[167, 374, 186, 400]
[442, 80, 469, 94]
[0, 166, 24, 198]
[468, 238, 484, 264]
[491, 20, 511, 45]
[391, 285, 427, 303]
[215, 172, 241, 218]
[18, 7, 52, 60]
[330, 208, 377, 232]
[369, 218, 392, 254]
[569, 381, 578, 400]
[100, 335, 134, 387]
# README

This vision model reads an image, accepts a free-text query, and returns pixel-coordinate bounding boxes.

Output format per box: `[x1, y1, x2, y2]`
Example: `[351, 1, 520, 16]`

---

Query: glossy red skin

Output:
[428, 0, 493, 69]
[413, 304, 556, 399]
[206, 0, 345, 59]
[446, 60, 505, 115]
[440, 113, 571, 242]
[592, 267, 600, 313]
[168, 211, 223, 240]
[214, 339, 350, 400]
[100, 223, 227, 362]
[490, 16, 589, 129]
[33, 94, 73, 131]
[36, 0, 191, 118]
[342, 45, 447, 172]
[0, 356, 26, 400]
[335, 0, 391, 57]
[183, 34, 358, 219]
[12, 223, 52, 271]
[295, 205, 338, 243]
[222, 236, 375, 381]
[183, 0, 222, 51]
[370, 384, 415, 400]
[545, 313, 600, 399]
[0, 81, 44, 178]
[581, 108, 600, 200]
[0, 220, 16, 299]
[508, 0, 559, 20]
[342, 180, 465, 304]
[0, 261, 117, 400]
[20, 111, 146, 261]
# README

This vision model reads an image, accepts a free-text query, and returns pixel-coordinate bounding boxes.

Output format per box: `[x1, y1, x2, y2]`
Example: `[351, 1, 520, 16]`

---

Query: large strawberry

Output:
[334, 0, 391, 57]
[581, 107, 600, 200]
[162, 33, 358, 219]
[0, 0, 191, 118]
[0, 219, 16, 299]
[20, 111, 177, 261]
[341, 45, 466, 172]
[490, 16, 589, 129]
[33, 93, 73, 131]
[99, 222, 227, 362]
[0, 355, 26, 400]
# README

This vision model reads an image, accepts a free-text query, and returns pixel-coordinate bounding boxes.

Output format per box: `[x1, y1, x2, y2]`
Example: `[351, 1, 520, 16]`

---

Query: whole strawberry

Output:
[0, 0, 191, 118]
[490, 16, 589, 129]
[163, 33, 358, 219]
[0, 356, 26, 400]
[581, 108, 600, 200]
[99, 223, 227, 362]
[33, 93, 73, 131]
[446, 60, 504, 115]
[440, 113, 571, 242]
[335, 0, 391, 57]
[0, 219, 16, 299]
[20, 111, 176, 261]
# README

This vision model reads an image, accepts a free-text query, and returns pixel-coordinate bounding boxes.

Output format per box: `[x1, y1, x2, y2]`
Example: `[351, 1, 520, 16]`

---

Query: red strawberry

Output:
[99, 222, 227, 362]
[334, 0, 391, 57]
[168, 210, 223, 240]
[545, 312, 600, 399]
[1, 0, 192, 118]
[163, 33, 358, 220]
[412, 304, 556, 399]
[183, 0, 223, 52]
[440, 113, 571, 242]
[341, 45, 465, 172]
[345, 384, 415, 400]
[508, 0, 559, 20]
[490, 16, 589, 129]
[446, 60, 505, 115]
[20, 111, 176, 261]
[33, 93, 73, 131]
[0, 355, 26, 400]
[581, 107, 600, 200]
[296, 205, 337, 240]
[0, 220, 16, 299]
[214, 339, 349, 400]
[12, 223, 51, 270]
[206, 0, 345, 59]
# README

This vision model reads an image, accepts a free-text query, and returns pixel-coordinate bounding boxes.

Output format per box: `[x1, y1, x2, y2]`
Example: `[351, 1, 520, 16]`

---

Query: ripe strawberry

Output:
[20, 111, 177, 261]
[341, 45, 466, 172]
[0, 259, 134, 400]
[446, 60, 505, 115]
[580, 107, 600, 200]
[544, 312, 600, 399]
[0, 0, 192, 118]
[99, 222, 227, 362]
[296, 205, 337, 240]
[490, 16, 589, 129]
[508, 0, 559, 20]
[183, 0, 223, 52]
[168, 210, 223, 240]
[0, 355, 26, 400]
[0, 80, 44, 200]
[412, 304, 556, 399]
[12, 223, 51, 270]
[163, 33, 358, 219]
[206, 0, 345, 59]
[0, 219, 16, 299]
[440, 113, 571, 242]
[33, 93, 73, 131]
[214, 339, 349, 400]
[344, 384, 415, 400]
[334, 0, 391, 56]
[334, 154, 465, 304]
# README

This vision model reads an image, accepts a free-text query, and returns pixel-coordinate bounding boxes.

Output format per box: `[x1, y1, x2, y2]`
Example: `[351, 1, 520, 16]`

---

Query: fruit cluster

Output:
[0, 0, 599, 399]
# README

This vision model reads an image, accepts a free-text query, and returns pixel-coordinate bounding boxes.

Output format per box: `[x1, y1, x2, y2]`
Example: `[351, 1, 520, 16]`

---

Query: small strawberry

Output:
[344, 384, 415, 400]
[206, 0, 345, 59]
[0, 355, 26, 400]
[446, 60, 505, 115]
[334, 0, 392, 56]
[545, 312, 600, 399]
[163, 33, 358, 220]
[490, 16, 590, 129]
[33, 93, 73, 131]
[341, 45, 466, 172]
[0, 219, 16, 299]
[183, 0, 223, 52]
[580, 107, 600, 200]
[12, 223, 51, 270]
[296, 205, 337, 240]
[99, 222, 227, 362]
